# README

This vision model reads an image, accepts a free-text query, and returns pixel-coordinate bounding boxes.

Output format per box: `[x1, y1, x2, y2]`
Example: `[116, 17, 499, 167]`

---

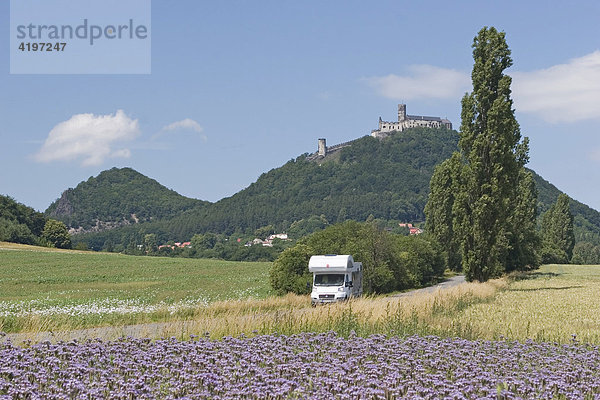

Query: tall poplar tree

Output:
[424, 153, 463, 272]
[425, 27, 539, 281]
[541, 193, 575, 263]
[505, 169, 540, 271]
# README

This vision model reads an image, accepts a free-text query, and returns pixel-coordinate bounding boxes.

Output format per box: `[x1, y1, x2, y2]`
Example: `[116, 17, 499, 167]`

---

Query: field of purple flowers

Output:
[2, 332, 600, 399]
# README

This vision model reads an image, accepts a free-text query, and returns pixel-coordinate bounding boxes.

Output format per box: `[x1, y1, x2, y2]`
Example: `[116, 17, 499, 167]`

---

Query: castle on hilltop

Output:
[371, 104, 452, 139]
[308, 104, 451, 160]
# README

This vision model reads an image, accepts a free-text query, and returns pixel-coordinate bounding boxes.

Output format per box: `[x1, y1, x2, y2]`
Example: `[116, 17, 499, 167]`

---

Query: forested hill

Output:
[164, 127, 600, 242]
[45, 167, 207, 232]
[54, 127, 600, 251]
[531, 172, 600, 244]
[168, 127, 459, 235]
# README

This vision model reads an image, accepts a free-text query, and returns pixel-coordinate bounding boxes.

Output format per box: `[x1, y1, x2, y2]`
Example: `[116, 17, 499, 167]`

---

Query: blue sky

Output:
[2, 0, 600, 213]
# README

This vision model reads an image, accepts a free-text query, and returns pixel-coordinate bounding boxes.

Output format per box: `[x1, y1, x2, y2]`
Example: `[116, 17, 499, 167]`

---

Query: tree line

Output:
[0, 195, 71, 249]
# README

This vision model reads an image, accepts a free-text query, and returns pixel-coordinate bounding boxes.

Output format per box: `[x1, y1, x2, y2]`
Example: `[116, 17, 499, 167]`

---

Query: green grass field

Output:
[0, 242, 272, 332]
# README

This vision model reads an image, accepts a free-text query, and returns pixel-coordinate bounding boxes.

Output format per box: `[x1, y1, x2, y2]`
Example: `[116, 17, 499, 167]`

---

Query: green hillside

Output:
[46, 167, 208, 231]
[52, 127, 600, 255]
[161, 127, 600, 245]
[173, 127, 459, 234]
[531, 172, 600, 244]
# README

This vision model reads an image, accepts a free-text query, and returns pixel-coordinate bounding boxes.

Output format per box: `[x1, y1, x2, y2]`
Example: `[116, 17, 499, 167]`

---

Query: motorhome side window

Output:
[314, 274, 344, 286]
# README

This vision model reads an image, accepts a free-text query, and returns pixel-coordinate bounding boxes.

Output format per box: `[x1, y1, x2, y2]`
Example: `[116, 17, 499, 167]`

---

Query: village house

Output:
[245, 233, 290, 247]
[399, 223, 424, 235]
[158, 241, 191, 250]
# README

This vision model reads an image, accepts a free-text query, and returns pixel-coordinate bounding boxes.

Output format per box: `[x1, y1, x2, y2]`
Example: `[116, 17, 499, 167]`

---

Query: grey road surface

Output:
[389, 275, 466, 298]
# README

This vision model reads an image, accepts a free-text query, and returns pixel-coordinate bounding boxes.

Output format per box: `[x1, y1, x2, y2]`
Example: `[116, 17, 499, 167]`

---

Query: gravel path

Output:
[2, 320, 197, 346]
[3, 275, 467, 345]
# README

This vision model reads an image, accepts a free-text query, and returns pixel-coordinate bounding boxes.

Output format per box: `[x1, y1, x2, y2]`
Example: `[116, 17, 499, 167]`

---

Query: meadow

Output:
[0, 242, 271, 333]
[3, 242, 600, 346]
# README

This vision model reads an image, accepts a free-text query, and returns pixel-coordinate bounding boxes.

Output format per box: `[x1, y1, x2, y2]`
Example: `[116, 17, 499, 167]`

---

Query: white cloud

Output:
[511, 51, 600, 123]
[367, 52, 600, 124]
[365, 65, 470, 100]
[35, 110, 140, 166]
[154, 118, 206, 142]
[162, 118, 203, 133]
[110, 148, 132, 159]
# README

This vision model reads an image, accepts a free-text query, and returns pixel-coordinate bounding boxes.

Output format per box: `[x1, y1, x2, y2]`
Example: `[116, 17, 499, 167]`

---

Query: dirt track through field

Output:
[3, 275, 466, 345]
[2, 320, 199, 345]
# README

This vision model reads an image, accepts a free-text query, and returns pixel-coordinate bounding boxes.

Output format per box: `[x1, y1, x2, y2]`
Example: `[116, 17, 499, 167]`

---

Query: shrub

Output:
[42, 219, 72, 249]
[270, 221, 445, 295]
[269, 244, 313, 295]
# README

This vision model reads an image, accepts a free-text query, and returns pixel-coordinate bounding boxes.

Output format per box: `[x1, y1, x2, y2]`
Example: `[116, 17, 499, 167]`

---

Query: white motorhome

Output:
[309, 255, 363, 305]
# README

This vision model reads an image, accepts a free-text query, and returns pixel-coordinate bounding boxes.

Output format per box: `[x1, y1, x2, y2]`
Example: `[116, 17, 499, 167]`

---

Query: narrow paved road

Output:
[3, 275, 467, 344]
[389, 275, 466, 298]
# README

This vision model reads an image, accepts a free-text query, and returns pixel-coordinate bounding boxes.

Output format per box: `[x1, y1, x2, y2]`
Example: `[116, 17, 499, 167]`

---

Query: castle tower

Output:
[397, 104, 407, 122]
[318, 138, 327, 156]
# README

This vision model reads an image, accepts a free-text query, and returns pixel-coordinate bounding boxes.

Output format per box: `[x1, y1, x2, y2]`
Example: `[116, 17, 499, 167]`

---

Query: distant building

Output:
[399, 223, 423, 235]
[158, 241, 191, 250]
[308, 104, 452, 161]
[409, 227, 423, 235]
[246, 233, 290, 247]
[307, 138, 353, 160]
[371, 104, 452, 139]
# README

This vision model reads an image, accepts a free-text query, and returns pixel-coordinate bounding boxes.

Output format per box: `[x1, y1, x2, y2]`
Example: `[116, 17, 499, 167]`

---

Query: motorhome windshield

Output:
[314, 274, 344, 286]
